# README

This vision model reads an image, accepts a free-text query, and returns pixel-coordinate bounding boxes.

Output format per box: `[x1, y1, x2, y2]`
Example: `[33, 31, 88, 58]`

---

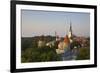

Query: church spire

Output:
[68, 20, 73, 43]
[69, 21, 72, 35]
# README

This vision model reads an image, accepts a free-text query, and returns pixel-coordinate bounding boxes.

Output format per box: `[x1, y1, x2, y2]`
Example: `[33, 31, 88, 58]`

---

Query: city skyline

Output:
[21, 10, 90, 37]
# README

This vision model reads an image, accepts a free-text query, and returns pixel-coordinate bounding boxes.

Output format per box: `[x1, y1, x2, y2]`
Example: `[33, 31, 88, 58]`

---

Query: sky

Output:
[21, 10, 90, 37]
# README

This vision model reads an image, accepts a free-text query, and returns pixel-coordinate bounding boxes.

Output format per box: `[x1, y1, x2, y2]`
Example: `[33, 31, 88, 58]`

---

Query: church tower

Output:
[68, 21, 73, 43]
[55, 31, 60, 41]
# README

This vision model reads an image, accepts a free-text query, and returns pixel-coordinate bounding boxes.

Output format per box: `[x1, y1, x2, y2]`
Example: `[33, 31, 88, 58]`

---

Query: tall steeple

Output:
[68, 21, 73, 43]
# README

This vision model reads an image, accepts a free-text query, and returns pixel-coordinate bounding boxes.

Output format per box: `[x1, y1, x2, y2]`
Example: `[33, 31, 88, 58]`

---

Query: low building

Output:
[38, 40, 45, 48]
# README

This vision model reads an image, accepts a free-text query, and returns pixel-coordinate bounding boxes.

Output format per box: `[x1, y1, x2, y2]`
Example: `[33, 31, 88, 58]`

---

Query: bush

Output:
[76, 47, 90, 60]
[21, 47, 61, 63]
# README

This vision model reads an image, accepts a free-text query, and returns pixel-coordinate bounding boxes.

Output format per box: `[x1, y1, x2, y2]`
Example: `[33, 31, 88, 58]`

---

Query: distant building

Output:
[63, 35, 70, 49]
[74, 37, 89, 47]
[68, 21, 73, 43]
[56, 21, 73, 54]
[38, 40, 45, 48]
[46, 41, 55, 48]
[55, 31, 61, 41]
[38, 35, 45, 48]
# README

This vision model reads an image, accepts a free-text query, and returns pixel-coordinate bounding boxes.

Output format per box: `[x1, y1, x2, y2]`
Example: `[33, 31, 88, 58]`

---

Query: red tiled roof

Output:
[64, 35, 70, 44]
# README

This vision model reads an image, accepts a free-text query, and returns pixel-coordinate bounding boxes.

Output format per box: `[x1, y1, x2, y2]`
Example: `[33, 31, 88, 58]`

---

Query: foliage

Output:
[21, 46, 61, 63]
[76, 47, 90, 60]
[21, 36, 90, 62]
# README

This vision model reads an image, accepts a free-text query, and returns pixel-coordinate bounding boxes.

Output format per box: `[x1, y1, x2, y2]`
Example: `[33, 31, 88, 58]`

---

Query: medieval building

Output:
[56, 21, 73, 54]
